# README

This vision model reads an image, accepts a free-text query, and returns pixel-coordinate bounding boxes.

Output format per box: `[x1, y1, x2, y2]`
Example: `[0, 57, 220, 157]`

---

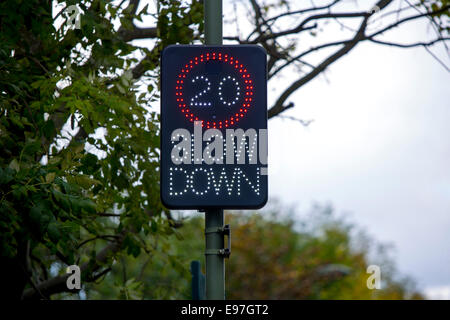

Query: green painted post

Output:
[204, 0, 223, 45]
[204, 1, 224, 300]
[205, 209, 225, 300]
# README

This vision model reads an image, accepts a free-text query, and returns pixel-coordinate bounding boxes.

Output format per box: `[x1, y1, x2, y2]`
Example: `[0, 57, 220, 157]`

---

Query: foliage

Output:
[226, 206, 422, 299]
[85, 205, 423, 300]
[227, 0, 449, 119]
[0, 0, 202, 299]
[85, 213, 199, 300]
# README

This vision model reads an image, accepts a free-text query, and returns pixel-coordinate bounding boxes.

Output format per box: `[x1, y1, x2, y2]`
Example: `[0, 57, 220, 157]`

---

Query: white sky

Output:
[266, 14, 450, 298]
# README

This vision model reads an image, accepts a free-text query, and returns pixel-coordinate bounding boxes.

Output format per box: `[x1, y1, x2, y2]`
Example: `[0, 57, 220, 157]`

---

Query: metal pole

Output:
[204, 0, 222, 45]
[205, 209, 225, 300]
[204, 1, 224, 300]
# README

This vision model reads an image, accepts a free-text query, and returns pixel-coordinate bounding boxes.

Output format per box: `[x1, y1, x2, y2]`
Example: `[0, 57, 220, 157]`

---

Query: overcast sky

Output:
[266, 18, 450, 299]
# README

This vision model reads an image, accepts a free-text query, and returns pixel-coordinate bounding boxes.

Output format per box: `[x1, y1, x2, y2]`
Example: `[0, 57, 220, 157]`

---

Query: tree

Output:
[84, 204, 423, 300]
[0, 0, 447, 300]
[225, 0, 449, 119]
[225, 206, 422, 299]
[0, 0, 202, 300]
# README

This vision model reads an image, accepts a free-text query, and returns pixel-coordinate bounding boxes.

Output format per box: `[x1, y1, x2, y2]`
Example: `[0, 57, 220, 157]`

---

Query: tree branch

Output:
[116, 0, 157, 42]
[367, 4, 450, 39]
[254, 11, 369, 43]
[368, 37, 450, 49]
[269, 3, 450, 79]
[125, 0, 140, 16]
[118, 27, 157, 42]
[269, 39, 351, 79]
[22, 230, 127, 300]
[76, 235, 120, 249]
[267, 0, 427, 118]
[131, 46, 160, 79]
[164, 210, 184, 228]
[277, 115, 314, 127]
[265, 0, 341, 24]
[268, 13, 371, 118]
[247, 0, 341, 41]
[423, 45, 450, 72]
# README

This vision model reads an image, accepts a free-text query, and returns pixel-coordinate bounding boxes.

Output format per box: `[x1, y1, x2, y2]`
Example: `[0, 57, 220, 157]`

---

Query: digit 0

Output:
[218, 75, 240, 107]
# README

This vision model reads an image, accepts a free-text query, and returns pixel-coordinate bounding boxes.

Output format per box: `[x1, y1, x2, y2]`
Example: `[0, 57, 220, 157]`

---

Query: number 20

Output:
[190, 75, 240, 107]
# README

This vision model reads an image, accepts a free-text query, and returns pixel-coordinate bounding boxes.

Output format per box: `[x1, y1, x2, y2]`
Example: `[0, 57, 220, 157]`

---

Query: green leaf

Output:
[42, 119, 56, 140]
[47, 222, 61, 243]
[0, 167, 14, 184]
[67, 174, 101, 190]
[116, 84, 126, 94]
[48, 156, 62, 165]
[78, 198, 97, 214]
[29, 202, 51, 235]
[151, 220, 158, 233]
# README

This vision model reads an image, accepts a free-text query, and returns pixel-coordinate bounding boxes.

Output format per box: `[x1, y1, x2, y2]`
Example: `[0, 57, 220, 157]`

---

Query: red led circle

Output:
[175, 52, 254, 129]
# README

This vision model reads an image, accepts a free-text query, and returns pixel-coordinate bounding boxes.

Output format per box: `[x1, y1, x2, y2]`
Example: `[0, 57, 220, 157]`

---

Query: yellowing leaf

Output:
[45, 172, 56, 183]
[9, 159, 20, 172]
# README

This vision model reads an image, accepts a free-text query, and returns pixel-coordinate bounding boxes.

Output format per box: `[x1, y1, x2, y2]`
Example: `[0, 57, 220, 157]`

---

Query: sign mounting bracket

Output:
[205, 224, 231, 258]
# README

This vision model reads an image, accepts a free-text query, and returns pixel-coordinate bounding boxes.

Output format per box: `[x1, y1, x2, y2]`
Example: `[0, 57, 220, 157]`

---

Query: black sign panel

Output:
[161, 45, 267, 209]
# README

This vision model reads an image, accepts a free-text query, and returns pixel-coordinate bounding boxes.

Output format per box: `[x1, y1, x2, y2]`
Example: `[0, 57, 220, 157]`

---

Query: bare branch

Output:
[269, 39, 350, 78]
[270, 5, 450, 79]
[403, 0, 450, 59]
[88, 267, 112, 283]
[268, 102, 294, 119]
[76, 235, 120, 249]
[368, 37, 450, 49]
[131, 46, 160, 79]
[22, 229, 127, 300]
[423, 45, 450, 72]
[264, 0, 341, 24]
[268, 13, 371, 118]
[164, 210, 184, 228]
[265, 0, 450, 118]
[116, 0, 157, 42]
[277, 115, 315, 127]
[119, 27, 157, 42]
[126, 0, 140, 16]
[97, 212, 122, 217]
[254, 11, 370, 43]
[247, 0, 341, 41]
[367, 4, 450, 39]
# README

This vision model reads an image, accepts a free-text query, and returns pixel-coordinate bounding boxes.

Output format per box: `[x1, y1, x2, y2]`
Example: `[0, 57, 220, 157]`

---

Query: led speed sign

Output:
[161, 45, 267, 209]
